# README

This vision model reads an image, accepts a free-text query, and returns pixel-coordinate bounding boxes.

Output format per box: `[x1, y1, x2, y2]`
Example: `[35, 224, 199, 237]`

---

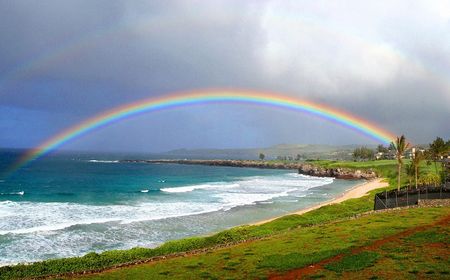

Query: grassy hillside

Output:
[306, 159, 441, 187]
[78, 207, 449, 280]
[163, 144, 360, 160]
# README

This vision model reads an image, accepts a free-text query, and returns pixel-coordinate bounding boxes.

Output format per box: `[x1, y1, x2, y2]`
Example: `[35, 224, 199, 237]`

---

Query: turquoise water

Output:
[0, 150, 362, 265]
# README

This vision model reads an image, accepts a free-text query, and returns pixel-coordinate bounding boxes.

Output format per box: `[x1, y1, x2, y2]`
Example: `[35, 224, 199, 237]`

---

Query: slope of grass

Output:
[309, 215, 450, 279]
[324, 251, 381, 273]
[309, 159, 441, 187]
[78, 207, 450, 280]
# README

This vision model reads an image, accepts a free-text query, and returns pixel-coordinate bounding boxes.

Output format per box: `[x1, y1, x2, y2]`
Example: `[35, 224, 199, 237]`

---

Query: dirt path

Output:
[268, 214, 450, 279]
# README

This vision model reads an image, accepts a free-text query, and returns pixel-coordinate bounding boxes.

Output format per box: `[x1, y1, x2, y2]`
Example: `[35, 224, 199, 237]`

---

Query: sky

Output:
[0, 0, 449, 153]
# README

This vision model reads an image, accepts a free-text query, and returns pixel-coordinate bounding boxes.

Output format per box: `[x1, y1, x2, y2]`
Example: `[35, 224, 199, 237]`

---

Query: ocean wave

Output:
[158, 173, 332, 194]
[216, 189, 294, 211]
[0, 191, 24, 196]
[0, 200, 231, 235]
[160, 183, 239, 193]
[0, 173, 334, 236]
[88, 159, 119, 163]
[0, 218, 122, 235]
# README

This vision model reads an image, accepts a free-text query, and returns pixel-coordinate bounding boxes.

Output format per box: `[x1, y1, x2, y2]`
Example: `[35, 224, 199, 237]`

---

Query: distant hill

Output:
[162, 144, 372, 160]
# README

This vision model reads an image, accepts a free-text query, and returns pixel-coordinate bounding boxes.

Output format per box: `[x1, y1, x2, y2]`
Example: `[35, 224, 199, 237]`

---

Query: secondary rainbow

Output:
[9, 89, 397, 174]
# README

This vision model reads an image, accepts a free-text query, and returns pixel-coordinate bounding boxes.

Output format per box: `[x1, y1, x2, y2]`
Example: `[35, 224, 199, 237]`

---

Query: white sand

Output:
[252, 178, 388, 225]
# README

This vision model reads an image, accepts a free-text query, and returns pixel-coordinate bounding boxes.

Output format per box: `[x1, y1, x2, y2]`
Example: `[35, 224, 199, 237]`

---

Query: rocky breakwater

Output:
[297, 164, 377, 180]
[121, 159, 378, 180]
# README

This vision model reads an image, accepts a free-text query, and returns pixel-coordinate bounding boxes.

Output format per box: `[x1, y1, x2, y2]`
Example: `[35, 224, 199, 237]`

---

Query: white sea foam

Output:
[88, 159, 119, 163]
[0, 173, 331, 235]
[160, 183, 239, 193]
[0, 172, 337, 265]
[216, 190, 293, 211]
[0, 191, 24, 196]
[0, 200, 228, 235]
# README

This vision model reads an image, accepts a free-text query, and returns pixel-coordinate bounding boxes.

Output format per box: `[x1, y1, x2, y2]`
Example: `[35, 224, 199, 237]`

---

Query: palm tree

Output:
[412, 149, 424, 189]
[390, 135, 411, 191]
[405, 163, 414, 189]
[428, 137, 447, 175]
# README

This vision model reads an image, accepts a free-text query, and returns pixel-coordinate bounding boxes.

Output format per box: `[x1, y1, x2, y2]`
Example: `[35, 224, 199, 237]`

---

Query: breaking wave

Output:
[88, 160, 119, 163]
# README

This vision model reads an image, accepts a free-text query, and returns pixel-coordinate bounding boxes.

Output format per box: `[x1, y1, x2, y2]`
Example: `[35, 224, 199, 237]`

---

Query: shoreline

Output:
[121, 159, 378, 180]
[251, 178, 388, 225]
[0, 178, 388, 272]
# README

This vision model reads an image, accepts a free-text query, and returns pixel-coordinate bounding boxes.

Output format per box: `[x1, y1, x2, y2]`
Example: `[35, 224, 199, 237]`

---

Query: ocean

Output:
[0, 149, 362, 265]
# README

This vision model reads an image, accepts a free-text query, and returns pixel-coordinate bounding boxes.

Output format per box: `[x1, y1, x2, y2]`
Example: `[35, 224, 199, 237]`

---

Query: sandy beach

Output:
[252, 178, 388, 225]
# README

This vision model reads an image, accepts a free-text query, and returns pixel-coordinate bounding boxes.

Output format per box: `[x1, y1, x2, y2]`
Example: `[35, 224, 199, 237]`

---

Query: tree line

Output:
[390, 136, 449, 191]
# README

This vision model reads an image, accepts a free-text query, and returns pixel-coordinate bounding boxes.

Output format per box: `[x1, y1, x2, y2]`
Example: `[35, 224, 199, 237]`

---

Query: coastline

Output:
[121, 159, 378, 180]
[0, 177, 390, 276]
[251, 178, 388, 225]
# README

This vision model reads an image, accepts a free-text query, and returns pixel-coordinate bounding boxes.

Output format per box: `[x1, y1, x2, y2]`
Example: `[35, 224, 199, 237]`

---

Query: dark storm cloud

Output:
[0, 0, 449, 151]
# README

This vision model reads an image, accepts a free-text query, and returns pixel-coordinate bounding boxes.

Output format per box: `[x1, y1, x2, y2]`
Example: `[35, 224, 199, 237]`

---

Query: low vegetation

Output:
[324, 251, 381, 273]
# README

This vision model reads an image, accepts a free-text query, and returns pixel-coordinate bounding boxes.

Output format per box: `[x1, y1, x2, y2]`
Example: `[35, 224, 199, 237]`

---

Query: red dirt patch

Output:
[269, 214, 450, 280]
[428, 242, 446, 248]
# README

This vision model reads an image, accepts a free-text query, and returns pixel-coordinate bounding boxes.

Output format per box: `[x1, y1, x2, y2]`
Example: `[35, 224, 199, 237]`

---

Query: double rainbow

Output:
[8, 89, 397, 174]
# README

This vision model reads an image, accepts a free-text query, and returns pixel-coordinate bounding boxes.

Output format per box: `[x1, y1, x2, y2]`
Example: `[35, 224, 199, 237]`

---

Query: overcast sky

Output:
[1, 0, 449, 152]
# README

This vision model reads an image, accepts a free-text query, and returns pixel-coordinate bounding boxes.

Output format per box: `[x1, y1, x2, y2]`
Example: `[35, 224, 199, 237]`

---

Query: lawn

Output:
[308, 159, 441, 187]
[306, 214, 449, 279]
[77, 207, 449, 280]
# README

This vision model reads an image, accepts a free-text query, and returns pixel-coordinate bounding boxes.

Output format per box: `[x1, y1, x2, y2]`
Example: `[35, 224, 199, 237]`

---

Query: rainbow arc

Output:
[7, 89, 397, 175]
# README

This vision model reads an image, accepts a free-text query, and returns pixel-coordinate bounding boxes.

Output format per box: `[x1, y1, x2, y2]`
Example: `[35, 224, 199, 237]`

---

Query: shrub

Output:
[418, 173, 441, 186]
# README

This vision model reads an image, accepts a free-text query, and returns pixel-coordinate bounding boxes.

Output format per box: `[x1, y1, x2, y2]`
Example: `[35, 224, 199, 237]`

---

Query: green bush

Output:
[418, 173, 441, 186]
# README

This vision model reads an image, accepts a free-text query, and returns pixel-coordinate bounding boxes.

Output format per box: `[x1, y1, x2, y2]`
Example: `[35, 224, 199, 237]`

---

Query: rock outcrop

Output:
[296, 164, 377, 180]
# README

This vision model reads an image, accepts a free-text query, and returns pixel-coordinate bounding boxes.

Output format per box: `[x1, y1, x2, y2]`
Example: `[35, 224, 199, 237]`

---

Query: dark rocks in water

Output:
[296, 164, 377, 180]
[120, 159, 378, 180]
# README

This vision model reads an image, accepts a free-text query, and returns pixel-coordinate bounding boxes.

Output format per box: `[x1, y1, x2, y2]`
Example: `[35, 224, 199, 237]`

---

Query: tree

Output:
[428, 137, 447, 175]
[259, 153, 265, 161]
[412, 149, 424, 189]
[376, 144, 389, 154]
[390, 135, 411, 191]
[405, 163, 415, 189]
[353, 146, 374, 161]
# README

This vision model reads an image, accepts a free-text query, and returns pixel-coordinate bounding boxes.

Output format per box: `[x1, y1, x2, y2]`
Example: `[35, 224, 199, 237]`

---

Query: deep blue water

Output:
[0, 150, 287, 204]
[0, 149, 361, 265]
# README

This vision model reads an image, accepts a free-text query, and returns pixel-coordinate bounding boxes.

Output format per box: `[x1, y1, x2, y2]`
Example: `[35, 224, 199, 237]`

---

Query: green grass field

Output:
[76, 207, 449, 280]
[307, 159, 442, 187]
[0, 159, 447, 280]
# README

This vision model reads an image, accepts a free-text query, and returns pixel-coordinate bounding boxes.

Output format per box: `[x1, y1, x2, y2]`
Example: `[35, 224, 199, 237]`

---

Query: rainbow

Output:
[8, 89, 397, 174]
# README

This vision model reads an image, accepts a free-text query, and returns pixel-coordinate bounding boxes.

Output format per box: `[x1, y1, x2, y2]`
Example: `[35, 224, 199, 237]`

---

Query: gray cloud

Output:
[0, 0, 449, 151]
